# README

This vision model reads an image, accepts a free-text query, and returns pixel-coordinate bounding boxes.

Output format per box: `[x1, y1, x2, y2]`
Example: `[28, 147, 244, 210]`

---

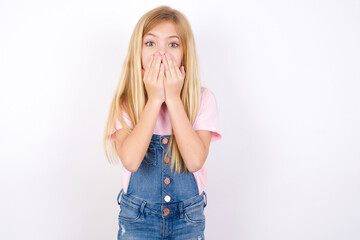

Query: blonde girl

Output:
[103, 5, 222, 240]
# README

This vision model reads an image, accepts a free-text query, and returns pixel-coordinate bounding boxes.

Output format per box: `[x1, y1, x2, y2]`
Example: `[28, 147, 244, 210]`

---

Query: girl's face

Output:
[141, 21, 183, 71]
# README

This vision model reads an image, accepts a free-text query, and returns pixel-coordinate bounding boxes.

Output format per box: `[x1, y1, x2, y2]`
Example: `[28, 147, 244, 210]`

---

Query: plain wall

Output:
[1, 0, 359, 239]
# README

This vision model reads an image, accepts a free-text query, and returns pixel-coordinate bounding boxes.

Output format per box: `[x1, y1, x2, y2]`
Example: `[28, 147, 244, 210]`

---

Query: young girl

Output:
[103, 5, 222, 240]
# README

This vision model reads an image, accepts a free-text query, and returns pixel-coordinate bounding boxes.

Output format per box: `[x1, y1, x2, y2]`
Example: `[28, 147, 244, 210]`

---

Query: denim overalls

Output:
[116, 134, 208, 240]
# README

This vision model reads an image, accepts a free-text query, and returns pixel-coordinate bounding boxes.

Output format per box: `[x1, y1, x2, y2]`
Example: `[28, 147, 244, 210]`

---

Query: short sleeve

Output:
[193, 88, 222, 141]
[109, 110, 134, 141]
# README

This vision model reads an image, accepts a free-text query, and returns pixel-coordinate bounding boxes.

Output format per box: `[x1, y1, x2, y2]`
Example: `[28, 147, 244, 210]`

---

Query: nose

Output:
[156, 45, 166, 56]
[157, 50, 166, 56]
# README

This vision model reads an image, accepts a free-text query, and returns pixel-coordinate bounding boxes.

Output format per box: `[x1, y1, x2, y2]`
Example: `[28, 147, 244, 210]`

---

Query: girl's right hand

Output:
[142, 52, 165, 104]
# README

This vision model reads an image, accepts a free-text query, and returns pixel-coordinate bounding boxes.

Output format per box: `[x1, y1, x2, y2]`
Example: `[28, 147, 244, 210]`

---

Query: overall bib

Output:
[116, 134, 208, 240]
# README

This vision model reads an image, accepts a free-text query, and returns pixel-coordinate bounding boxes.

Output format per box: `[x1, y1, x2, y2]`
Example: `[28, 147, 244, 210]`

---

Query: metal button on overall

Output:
[163, 208, 170, 215]
[162, 138, 168, 144]
[164, 178, 170, 185]
[164, 195, 171, 202]
[164, 157, 170, 163]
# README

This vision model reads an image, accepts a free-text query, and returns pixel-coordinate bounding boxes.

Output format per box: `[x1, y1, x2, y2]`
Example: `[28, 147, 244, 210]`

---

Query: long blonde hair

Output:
[103, 5, 202, 174]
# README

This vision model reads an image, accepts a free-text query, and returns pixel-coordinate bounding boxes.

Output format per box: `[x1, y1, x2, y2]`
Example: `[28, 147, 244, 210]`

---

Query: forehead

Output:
[143, 21, 179, 39]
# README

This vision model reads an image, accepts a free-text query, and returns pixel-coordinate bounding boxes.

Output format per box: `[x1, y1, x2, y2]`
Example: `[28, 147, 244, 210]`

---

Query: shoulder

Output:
[201, 86, 209, 96]
[201, 87, 216, 99]
[200, 87, 217, 108]
[193, 87, 222, 141]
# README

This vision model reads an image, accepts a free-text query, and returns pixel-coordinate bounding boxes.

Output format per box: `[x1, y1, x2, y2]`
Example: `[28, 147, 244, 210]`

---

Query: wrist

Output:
[165, 96, 182, 106]
[147, 98, 164, 107]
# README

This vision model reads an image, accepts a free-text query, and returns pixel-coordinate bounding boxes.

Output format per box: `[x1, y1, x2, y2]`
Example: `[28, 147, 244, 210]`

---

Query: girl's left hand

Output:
[162, 52, 185, 103]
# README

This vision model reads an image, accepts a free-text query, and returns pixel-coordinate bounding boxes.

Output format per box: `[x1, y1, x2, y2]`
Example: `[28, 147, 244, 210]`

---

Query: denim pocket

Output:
[184, 201, 206, 223]
[118, 201, 142, 222]
[144, 147, 157, 166]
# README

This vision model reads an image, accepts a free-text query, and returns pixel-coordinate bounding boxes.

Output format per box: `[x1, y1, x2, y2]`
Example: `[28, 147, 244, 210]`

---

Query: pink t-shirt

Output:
[109, 87, 222, 195]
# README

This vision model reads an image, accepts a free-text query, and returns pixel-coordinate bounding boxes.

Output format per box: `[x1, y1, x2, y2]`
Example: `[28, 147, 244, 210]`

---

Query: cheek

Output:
[141, 54, 150, 69]
[142, 58, 147, 69]
[175, 54, 182, 68]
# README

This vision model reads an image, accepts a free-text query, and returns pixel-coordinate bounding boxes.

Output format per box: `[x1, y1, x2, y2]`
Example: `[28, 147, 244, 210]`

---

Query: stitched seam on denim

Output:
[184, 199, 204, 211]
[145, 211, 162, 217]
[120, 200, 140, 210]
[118, 214, 141, 222]
[144, 147, 157, 165]
[122, 193, 148, 206]
[184, 213, 205, 223]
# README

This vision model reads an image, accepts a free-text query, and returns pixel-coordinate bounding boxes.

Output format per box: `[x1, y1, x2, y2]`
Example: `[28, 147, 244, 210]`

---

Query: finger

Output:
[147, 54, 154, 69]
[180, 66, 185, 78]
[157, 63, 165, 82]
[166, 53, 178, 79]
[174, 64, 183, 79]
[151, 53, 162, 82]
[145, 54, 155, 80]
[148, 53, 158, 82]
[163, 53, 172, 79]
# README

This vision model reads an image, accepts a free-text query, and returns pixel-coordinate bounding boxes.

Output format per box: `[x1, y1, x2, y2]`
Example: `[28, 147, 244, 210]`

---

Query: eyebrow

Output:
[144, 33, 179, 39]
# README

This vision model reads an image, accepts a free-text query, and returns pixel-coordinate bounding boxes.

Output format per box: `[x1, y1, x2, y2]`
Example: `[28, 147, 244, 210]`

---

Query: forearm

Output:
[166, 98, 205, 172]
[122, 99, 163, 172]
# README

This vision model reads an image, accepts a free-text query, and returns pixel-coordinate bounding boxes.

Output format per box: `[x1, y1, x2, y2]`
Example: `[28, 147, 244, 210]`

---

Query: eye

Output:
[144, 41, 179, 48]
[145, 41, 155, 46]
[170, 42, 179, 48]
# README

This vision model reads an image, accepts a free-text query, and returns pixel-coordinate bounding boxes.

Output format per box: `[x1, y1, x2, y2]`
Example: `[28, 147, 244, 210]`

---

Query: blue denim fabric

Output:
[116, 134, 207, 240]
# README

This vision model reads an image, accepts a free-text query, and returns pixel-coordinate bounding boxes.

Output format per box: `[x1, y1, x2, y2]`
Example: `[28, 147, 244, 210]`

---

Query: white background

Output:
[1, 0, 359, 239]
